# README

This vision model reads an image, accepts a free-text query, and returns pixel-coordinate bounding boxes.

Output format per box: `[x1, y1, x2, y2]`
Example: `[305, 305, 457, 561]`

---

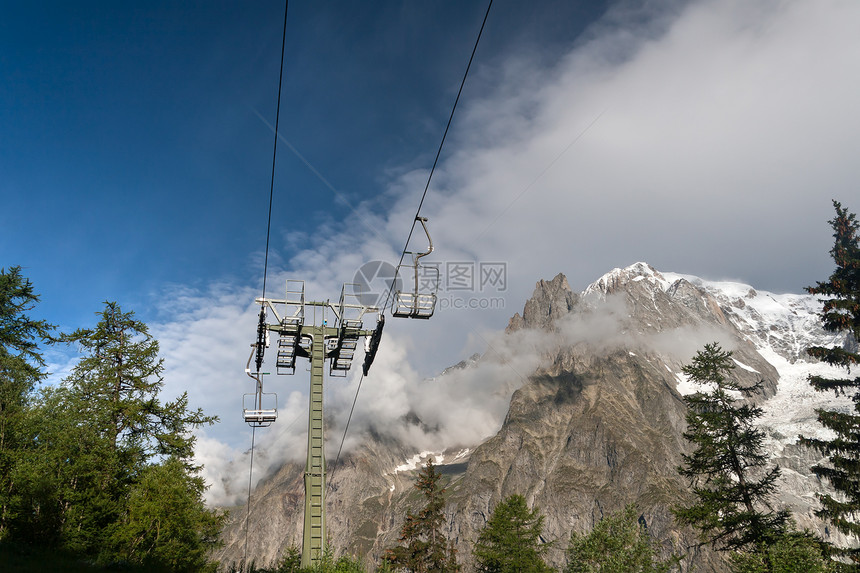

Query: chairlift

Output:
[276, 316, 301, 375]
[243, 390, 278, 427]
[392, 217, 438, 319]
[330, 319, 362, 377]
[243, 344, 277, 427]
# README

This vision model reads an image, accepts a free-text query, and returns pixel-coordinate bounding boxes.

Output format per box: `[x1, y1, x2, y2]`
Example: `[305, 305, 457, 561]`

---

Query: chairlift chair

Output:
[362, 315, 384, 376]
[392, 217, 439, 319]
[329, 319, 362, 376]
[243, 390, 278, 427]
[276, 316, 302, 375]
[243, 344, 277, 427]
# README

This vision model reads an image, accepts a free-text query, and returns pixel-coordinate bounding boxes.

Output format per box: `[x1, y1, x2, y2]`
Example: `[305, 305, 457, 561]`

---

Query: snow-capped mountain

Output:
[588, 262, 851, 446]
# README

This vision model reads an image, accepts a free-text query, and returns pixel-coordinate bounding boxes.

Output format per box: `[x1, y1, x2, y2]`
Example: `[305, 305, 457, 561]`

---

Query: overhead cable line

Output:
[383, 0, 494, 311]
[327, 372, 365, 491]
[329, 1, 494, 489]
[245, 1, 288, 567]
[261, 0, 289, 304]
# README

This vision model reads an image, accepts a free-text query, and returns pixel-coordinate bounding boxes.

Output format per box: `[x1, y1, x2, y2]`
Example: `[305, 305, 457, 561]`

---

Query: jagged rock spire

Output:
[506, 273, 578, 332]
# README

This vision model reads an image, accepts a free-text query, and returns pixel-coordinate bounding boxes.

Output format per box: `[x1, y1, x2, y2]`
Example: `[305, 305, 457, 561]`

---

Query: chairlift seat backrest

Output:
[244, 409, 277, 427]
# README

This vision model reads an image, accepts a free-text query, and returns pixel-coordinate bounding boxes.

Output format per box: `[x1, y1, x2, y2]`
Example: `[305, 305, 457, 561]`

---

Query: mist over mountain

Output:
[213, 262, 851, 571]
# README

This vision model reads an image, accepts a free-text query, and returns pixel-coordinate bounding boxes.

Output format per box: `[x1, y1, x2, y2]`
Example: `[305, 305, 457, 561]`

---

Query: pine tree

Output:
[730, 531, 833, 573]
[50, 301, 222, 564]
[384, 458, 459, 572]
[60, 302, 214, 464]
[0, 266, 54, 540]
[674, 342, 789, 551]
[565, 505, 678, 573]
[104, 456, 224, 571]
[473, 494, 553, 573]
[800, 200, 860, 562]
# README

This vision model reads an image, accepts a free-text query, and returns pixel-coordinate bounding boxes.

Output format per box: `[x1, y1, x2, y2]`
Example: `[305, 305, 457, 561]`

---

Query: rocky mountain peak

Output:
[506, 272, 577, 332]
[584, 261, 670, 296]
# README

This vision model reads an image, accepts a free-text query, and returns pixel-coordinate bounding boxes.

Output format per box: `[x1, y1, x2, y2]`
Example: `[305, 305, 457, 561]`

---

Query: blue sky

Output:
[1, 1, 607, 331]
[4, 0, 860, 503]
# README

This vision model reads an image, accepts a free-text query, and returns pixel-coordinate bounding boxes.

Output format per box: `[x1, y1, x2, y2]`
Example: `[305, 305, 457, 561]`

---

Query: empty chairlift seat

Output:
[330, 319, 362, 376]
[243, 391, 278, 427]
[391, 216, 438, 319]
[392, 290, 437, 319]
[276, 317, 302, 375]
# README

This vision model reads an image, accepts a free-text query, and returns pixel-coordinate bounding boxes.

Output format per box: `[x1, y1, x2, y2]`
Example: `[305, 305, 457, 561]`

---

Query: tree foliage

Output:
[800, 201, 860, 560]
[105, 457, 224, 571]
[383, 458, 459, 572]
[565, 505, 678, 573]
[0, 295, 224, 570]
[228, 546, 367, 573]
[46, 301, 223, 566]
[0, 266, 54, 541]
[472, 494, 553, 573]
[730, 531, 833, 573]
[59, 302, 213, 463]
[674, 343, 789, 551]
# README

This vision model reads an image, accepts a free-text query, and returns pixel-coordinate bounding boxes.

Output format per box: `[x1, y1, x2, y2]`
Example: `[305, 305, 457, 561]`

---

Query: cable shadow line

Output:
[251, 106, 390, 245]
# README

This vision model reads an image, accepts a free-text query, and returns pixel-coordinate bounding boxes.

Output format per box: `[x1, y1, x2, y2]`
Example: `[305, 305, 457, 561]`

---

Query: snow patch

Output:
[392, 451, 443, 473]
[390, 449, 464, 474]
[453, 448, 471, 460]
[732, 359, 759, 373]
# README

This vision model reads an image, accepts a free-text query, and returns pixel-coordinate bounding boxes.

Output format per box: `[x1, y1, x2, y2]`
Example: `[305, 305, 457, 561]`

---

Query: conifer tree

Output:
[730, 530, 833, 573]
[565, 505, 678, 573]
[800, 200, 860, 561]
[674, 342, 789, 551]
[60, 302, 214, 463]
[47, 301, 223, 564]
[473, 494, 553, 573]
[384, 458, 459, 572]
[0, 266, 54, 540]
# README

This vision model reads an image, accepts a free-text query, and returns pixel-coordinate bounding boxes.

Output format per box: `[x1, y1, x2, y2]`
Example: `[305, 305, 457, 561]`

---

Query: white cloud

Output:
[137, 0, 860, 504]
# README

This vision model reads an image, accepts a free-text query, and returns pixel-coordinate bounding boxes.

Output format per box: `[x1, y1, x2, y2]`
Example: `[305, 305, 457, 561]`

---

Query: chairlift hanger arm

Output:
[245, 345, 261, 381]
[414, 216, 434, 261]
[403, 216, 435, 260]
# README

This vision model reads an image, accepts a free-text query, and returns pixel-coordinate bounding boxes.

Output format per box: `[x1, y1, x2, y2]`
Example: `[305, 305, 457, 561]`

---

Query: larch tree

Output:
[473, 494, 553, 573]
[50, 301, 223, 565]
[800, 200, 860, 563]
[730, 530, 833, 573]
[384, 458, 459, 572]
[674, 342, 789, 551]
[566, 505, 678, 573]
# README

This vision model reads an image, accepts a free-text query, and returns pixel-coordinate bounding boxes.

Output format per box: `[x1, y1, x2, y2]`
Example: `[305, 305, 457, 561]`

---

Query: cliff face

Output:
[214, 263, 842, 571]
[448, 349, 721, 571]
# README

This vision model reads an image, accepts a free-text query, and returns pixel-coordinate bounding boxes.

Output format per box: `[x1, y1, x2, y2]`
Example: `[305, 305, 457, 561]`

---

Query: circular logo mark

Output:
[352, 260, 401, 308]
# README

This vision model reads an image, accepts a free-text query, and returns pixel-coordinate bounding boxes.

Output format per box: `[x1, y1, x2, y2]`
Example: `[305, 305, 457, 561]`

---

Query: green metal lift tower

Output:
[245, 280, 381, 567]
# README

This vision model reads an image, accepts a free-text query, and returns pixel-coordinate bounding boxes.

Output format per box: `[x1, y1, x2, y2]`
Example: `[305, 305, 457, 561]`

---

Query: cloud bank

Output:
[135, 0, 860, 504]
